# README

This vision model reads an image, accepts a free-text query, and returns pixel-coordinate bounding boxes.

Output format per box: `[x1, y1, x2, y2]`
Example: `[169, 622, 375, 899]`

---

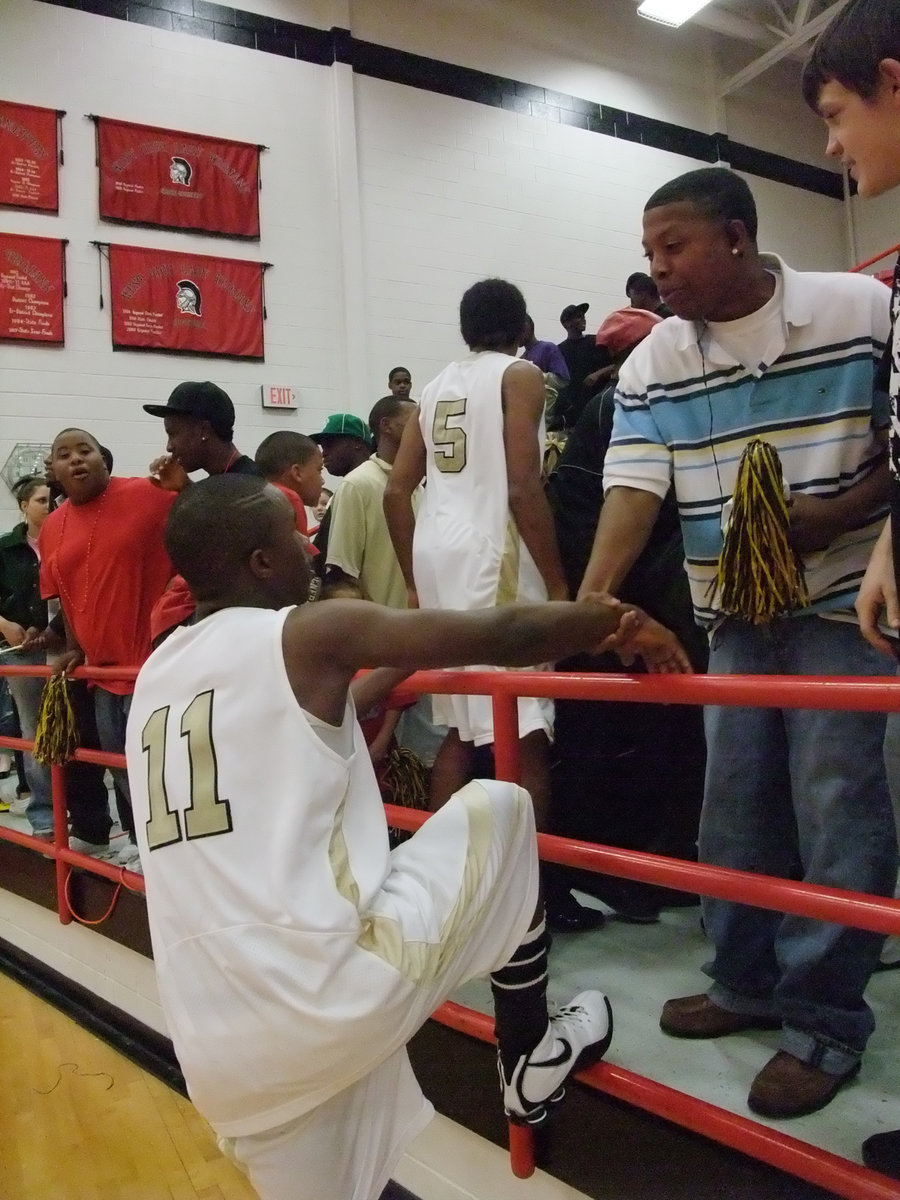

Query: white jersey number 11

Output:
[141, 690, 234, 851]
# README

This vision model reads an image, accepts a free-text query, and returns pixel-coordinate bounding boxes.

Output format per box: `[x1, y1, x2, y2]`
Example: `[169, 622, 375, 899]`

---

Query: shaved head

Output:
[165, 476, 288, 601]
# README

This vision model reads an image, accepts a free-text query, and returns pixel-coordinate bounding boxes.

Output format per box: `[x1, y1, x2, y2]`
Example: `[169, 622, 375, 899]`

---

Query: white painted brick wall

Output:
[0, 0, 851, 525]
[356, 75, 847, 396]
[0, 0, 345, 524]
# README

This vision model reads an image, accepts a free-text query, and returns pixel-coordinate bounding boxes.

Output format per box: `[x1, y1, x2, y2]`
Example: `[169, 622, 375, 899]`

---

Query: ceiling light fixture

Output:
[637, 0, 715, 28]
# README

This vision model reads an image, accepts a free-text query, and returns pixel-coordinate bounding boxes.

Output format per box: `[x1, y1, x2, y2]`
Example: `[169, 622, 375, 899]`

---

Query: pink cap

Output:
[595, 307, 663, 355]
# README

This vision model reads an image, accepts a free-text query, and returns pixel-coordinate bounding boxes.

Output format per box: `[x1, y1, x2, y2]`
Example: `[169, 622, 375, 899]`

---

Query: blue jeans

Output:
[4, 648, 54, 835]
[93, 688, 133, 839]
[701, 616, 898, 1073]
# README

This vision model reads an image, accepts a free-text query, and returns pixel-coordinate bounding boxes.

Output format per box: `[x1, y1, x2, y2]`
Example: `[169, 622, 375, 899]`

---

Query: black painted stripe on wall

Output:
[33, 0, 843, 199]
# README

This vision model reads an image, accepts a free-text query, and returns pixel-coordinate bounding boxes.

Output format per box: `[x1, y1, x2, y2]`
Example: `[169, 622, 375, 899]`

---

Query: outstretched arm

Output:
[285, 594, 691, 724]
[577, 486, 662, 598]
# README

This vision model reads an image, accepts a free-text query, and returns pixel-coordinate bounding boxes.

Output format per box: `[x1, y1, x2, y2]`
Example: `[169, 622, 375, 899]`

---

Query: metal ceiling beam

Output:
[793, 0, 813, 30]
[719, 0, 851, 96]
[681, 7, 776, 47]
[764, 0, 792, 33]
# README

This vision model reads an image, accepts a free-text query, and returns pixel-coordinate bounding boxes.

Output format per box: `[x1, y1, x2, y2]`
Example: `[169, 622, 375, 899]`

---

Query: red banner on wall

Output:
[0, 102, 60, 212]
[108, 244, 264, 359]
[97, 118, 260, 238]
[0, 233, 65, 343]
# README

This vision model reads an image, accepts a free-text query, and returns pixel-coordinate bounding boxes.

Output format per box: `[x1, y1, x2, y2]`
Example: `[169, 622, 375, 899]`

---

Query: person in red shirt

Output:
[40, 428, 176, 869]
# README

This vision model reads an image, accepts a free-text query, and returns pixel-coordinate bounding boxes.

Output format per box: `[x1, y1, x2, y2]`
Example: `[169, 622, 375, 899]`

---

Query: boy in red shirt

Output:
[40, 428, 175, 869]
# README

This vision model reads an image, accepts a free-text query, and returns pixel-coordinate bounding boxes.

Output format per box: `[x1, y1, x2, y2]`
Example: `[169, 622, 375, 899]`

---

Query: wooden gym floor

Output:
[0, 969, 256, 1200]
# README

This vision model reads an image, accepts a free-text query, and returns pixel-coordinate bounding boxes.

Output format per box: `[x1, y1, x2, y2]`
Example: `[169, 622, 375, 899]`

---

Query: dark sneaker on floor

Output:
[748, 1050, 860, 1118]
[499, 991, 613, 1125]
[577, 876, 664, 924]
[862, 1129, 900, 1179]
[660, 993, 781, 1038]
[545, 890, 606, 933]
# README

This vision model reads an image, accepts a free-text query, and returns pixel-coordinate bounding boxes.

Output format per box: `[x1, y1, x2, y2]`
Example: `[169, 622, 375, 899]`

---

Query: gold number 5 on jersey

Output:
[432, 397, 468, 473]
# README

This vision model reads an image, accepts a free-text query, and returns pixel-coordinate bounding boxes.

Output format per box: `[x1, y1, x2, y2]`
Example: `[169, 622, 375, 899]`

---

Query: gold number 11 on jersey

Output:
[141, 690, 233, 852]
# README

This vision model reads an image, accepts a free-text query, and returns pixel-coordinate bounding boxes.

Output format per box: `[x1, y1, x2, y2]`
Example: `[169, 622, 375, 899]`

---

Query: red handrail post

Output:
[508, 1123, 537, 1178]
[491, 692, 521, 783]
[50, 762, 73, 925]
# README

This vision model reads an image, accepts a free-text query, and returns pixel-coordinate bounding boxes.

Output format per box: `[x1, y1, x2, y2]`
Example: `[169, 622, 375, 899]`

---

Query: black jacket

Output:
[0, 522, 47, 633]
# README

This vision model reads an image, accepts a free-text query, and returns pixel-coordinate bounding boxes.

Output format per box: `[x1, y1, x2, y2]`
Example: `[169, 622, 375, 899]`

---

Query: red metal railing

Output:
[851, 243, 900, 275]
[1, 663, 900, 1197]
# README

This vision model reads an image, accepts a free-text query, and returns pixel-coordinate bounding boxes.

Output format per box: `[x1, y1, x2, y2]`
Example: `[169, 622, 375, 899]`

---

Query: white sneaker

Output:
[499, 991, 613, 1125]
[114, 841, 143, 875]
[9, 794, 30, 817]
[68, 836, 122, 864]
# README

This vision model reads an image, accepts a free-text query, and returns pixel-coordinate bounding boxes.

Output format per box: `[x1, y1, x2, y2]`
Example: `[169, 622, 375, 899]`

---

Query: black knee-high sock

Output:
[490, 917, 550, 1074]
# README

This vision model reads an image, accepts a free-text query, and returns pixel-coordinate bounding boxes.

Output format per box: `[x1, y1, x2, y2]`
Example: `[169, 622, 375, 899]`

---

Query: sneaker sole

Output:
[661, 1013, 782, 1039]
[505, 997, 614, 1127]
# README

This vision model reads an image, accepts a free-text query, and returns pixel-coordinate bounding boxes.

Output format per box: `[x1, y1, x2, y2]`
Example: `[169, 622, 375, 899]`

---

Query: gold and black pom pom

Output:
[33, 675, 79, 765]
[710, 439, 809, 624]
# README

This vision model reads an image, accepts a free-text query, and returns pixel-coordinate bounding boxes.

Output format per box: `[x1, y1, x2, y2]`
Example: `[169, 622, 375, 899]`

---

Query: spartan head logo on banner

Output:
[96, 118, 260, 238]
[108, 244, 264, 359]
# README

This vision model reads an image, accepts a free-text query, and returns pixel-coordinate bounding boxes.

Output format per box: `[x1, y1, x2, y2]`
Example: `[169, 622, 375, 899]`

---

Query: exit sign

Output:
[261, 384, 297, 409]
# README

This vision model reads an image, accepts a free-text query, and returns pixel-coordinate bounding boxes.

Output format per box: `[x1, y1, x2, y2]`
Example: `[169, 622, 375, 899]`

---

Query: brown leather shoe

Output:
[660, 993, 781, 1038]
[748, 1050, 860, 1118]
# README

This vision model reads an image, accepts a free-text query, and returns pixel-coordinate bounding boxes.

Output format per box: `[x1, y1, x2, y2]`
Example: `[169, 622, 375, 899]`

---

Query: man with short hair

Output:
[625, 271, 672, 317]
[125, 473, 688, 1200]
[556, 302, 612, 425]
[579, 166, 896, 1119]
[144, 381, 259, 644]
[803, 0, 900, 1173]
[325, 396, 418, 607]
[145, 381, 257, 490]
[388, 367, 412, 400]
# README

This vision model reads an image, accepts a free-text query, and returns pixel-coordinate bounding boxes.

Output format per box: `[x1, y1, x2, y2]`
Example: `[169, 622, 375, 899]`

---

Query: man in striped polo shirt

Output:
[579, 167, 897, 1120]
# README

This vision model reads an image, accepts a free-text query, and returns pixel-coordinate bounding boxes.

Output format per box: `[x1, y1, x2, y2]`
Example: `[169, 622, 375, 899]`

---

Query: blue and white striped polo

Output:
[604, 255, 891, 626]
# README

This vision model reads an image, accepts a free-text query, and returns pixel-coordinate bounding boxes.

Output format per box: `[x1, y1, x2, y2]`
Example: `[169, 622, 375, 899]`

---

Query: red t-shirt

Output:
[272, 482, 310, 537]
[40, 477, 176, 693]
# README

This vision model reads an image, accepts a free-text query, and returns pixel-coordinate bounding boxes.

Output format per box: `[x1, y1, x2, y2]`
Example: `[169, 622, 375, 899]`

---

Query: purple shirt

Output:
[522, 340, 570, 380]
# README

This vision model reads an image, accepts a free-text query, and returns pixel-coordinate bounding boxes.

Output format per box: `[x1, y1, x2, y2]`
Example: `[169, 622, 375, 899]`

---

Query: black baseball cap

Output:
[144, 381, 235, 430]
[559, 302, 589, 324]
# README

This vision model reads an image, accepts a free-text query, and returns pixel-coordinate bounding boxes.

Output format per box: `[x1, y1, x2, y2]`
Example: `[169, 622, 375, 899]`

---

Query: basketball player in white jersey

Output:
[385, 279, 564, 815]
[385, 278, 606, 931]
[126, 475, 690, 1200]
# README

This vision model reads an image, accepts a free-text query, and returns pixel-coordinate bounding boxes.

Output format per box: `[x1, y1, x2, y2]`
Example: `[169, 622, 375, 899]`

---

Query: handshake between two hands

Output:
[579, 591, 694, 674]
